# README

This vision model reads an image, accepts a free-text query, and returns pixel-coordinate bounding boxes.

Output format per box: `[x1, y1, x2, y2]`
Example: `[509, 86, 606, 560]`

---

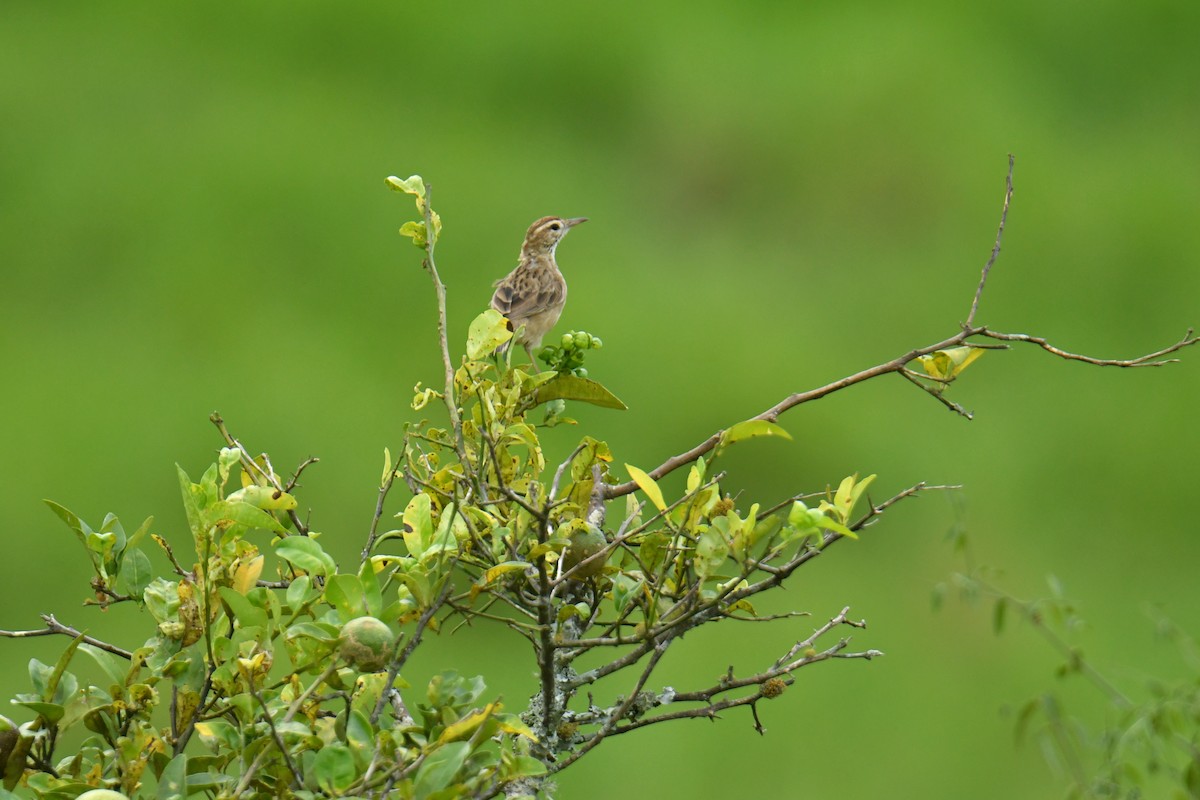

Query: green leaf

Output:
[401, 494, 433, 559]
[204, 499, 287, 534]
[399, 220, 429, 247]
[224, 485, 298, 511]
[41, 633, 84, 704]
[176, 465, 205, 537]
[127, 515, 154, 550]
[611, 573, 645, 614]
[534, 374, 628, 410]
[625, 464, 667, 513]
[832, 473, 876, 523]
[695, 526, 729, 580]
[218, 586, 268, 631]
[719, 419, 792, 450]
[466, 309, 514, 360]
[3, 728, 33, 790]
[286, 575, 314, 612]
[157, 753, 187, 800]
[503, 754, 549, 780]
[324, 574, 367, 623]
[120, 548, 154, 599]
[78, 643, 127, 689]
[312, 744, 357, 794]
[274, 537, 336, 578]
[814, 515, 857, 540]
[359, 559, 383, 618]
[413, 741, 469, 798]
[385, 174, 426, 199]
[43, 499, 91, 546]
[381, 447, 394, 487]
[12, 699, 64, 723]
[345, 709, 375, 769]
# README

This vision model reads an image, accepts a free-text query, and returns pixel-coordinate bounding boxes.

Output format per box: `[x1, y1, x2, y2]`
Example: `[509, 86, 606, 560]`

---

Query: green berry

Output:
[590, 337, 603, 349]
[575, 367, 588, 378]
[561, 333, 575, 349]
[574, 332, 592, 348]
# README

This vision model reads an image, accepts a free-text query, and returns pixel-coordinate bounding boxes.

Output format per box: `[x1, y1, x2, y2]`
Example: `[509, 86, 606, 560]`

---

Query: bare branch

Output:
[419, 182, 468, 466]
[362, 458, 401, 566]
[599, 157, 1193, 500]
[285, 456, 320, 492]
[966, 154, 1015, 327]
[977, 327, 1199, 367]
[899, 369, 974, 419]
[563, 607, 880, 746]
[0, 614, 132, 660]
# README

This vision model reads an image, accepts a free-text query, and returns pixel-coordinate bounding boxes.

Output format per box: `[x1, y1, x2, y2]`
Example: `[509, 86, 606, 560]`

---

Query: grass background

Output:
[2, 1, 1198, 796]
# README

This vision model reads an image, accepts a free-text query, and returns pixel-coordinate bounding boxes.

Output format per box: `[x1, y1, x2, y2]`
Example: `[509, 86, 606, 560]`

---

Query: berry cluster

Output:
[537, 330, 604, 376]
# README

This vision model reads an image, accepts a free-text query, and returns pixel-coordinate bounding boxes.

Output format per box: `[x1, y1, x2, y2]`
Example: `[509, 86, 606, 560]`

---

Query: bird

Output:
[490, 215, 587, 363]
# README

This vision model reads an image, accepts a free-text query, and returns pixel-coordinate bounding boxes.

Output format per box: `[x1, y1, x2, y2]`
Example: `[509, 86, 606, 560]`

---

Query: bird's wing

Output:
[491, 269, 563, 321]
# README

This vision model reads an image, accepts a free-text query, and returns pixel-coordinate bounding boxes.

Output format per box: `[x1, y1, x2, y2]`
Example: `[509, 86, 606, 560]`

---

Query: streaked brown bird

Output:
[490, 215, 587, 362]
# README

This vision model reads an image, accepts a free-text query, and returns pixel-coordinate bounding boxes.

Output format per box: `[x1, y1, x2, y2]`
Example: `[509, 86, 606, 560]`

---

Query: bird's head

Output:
[521, 216, 587, 258]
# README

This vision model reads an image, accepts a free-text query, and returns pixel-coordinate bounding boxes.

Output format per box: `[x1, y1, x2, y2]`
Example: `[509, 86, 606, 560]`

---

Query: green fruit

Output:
[574, 332, 592, 348]
[574, 368, 588, 378]
[561, 333, 575, 349]
[590, 337, 603, 349]
[338, 616, 395, 672]
[537, 346, 557, 364]
[76, 792, 132, 800]
[563, 522, 607, 579]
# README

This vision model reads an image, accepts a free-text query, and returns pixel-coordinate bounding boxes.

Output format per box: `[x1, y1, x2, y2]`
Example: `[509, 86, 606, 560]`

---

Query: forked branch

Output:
[602, 157, 1198, 501]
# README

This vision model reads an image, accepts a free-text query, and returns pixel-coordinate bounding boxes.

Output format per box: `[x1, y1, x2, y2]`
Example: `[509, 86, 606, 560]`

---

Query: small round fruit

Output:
[560, 333, 575, 349]
[338, 617, 395, 673]
[563, 522, 607, 579]
[574, 332, 592, 349]
[76, 791, 132, 800]
[590, 337, 603, 349]
[574, 368, 588, 378]
[537, 346, 557, 364]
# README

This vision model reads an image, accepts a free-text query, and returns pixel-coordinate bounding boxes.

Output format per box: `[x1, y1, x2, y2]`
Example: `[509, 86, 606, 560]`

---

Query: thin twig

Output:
[247, 678, 303, 788]
[977, 327, 1199, 367]
[419, 183, 468, 466]
[233, 662, 338, 796]
[966, 154, 1015, 328]
[899, 370, 974, 419]
[285, 456, 320, 492]
[362, 459, 401, 566]
[0, 614, 132, 660]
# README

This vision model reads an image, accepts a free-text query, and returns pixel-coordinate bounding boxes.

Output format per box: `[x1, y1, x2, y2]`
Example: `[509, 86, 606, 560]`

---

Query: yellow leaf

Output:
[626, 464, 667, 512]
[439, 702, 498, 743]
[496, 714, 538, 741]
[471, 561, 532, 599]
[232, 555, 264, 595]
[466, 309, 513, 361]
[918, 346, 986, 380]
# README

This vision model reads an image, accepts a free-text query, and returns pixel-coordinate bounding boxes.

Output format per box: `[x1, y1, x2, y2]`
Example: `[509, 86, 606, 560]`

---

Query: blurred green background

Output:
[2, 1, 1198, 797]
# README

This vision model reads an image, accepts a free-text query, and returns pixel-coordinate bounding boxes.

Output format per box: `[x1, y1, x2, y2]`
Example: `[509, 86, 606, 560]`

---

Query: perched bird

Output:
[491, 215, 587, 362]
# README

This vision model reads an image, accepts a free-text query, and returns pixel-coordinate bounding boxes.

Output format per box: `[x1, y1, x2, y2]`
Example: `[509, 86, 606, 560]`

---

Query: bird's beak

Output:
[564, 217, 588, 228]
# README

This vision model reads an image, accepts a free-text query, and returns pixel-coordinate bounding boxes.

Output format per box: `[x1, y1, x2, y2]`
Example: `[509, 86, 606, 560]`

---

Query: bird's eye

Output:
[549, 222, 561, 231]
